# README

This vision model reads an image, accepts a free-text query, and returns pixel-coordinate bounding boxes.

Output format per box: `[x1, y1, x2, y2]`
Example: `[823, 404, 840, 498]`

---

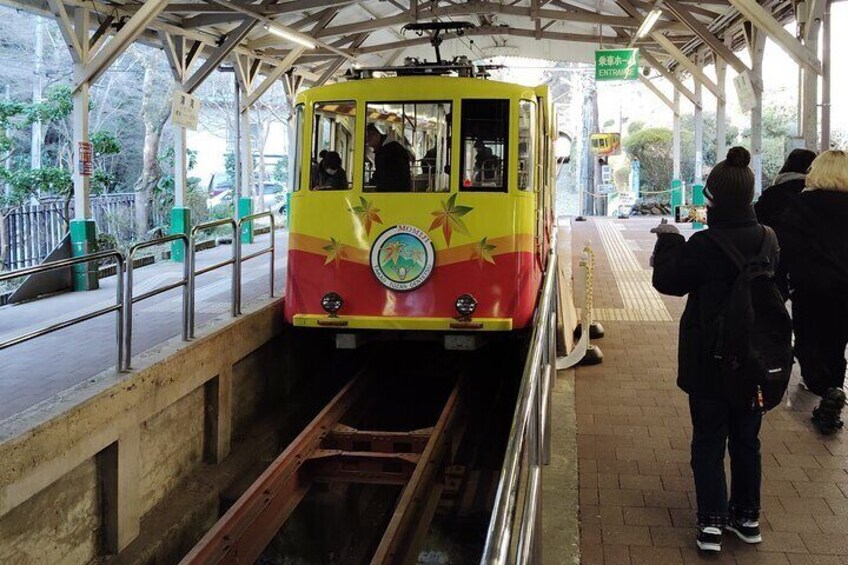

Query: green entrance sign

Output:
[595, 49, 639, 81]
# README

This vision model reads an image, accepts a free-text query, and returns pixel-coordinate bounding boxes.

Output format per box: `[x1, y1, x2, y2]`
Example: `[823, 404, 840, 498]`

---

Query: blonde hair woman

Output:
[774, 149, 848, 434]
[804, 149, 848, 191]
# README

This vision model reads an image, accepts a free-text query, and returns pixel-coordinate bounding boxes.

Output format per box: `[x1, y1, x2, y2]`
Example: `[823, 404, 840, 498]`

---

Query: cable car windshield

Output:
[363, 102, 451, 193]
[460, 99, 508, 192]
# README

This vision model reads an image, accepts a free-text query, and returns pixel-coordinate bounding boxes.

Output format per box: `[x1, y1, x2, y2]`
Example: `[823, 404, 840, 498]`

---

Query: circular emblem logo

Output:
[370, 225, 435, 291]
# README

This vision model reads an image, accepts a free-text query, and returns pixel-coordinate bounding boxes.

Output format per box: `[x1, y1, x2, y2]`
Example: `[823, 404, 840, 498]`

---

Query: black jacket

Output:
[754, 172, 807, 228]
[754, 172, 807, 298]
[773, 190, 848, 299]
[652, 208, 776, 398]
[372, 139, 411, 192]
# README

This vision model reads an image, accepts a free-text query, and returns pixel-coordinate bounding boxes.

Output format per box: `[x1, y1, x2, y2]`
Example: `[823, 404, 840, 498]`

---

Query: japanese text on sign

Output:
[78, 141, 93, 176]
[172, 91, 201, 130]
[595, 49, 639, 81]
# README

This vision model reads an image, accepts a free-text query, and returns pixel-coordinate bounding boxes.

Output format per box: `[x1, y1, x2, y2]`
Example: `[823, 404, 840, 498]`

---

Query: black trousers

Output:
[689, 395, 762, 527]
[793, 291, 848, 396]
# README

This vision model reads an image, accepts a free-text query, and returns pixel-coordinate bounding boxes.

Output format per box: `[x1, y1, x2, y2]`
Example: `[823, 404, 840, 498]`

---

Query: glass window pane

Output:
[310, 101, 356, 191]
[460, 99, 509, 192]
[292, 104, 304, 192]
[519, 100, 536, 192]
[364, 102, 452, 193]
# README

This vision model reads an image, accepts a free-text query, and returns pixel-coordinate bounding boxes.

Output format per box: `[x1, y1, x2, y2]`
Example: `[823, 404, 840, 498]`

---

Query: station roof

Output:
[1, 0, 797, 90]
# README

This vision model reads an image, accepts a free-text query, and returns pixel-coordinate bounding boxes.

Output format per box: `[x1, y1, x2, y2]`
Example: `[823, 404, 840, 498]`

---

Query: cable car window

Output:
[292, 104, 304, 191]
[310, 101, 356, 191]
[518, 100, 536, 192]
[460, 99, 508, 192]
[364, 102, 452, 193]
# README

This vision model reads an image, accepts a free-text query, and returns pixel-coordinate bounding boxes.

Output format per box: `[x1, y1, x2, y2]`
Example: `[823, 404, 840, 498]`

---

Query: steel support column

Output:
[801, 5, 823, 150]
[693, 51, 704, 185]
[821, 0, 832, 151]
[749, 28, 766, 195]
[673, 86, 682, 182]
[716, 37, 729, 162]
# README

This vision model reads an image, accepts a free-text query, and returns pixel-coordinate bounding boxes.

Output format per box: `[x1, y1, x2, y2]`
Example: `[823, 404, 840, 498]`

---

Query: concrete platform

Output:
[0, 231, 288, 423]
[560, 217, 848, 564]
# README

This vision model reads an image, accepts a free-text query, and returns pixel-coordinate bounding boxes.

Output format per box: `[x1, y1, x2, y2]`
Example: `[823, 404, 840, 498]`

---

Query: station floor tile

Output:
[572, 217, 848, 564]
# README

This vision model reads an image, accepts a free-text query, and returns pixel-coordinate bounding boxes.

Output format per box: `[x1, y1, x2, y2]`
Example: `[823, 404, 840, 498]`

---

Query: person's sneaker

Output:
[812, 388, 846, 435]
[726, 518, 762, 544]
[696, 526, 722, 552]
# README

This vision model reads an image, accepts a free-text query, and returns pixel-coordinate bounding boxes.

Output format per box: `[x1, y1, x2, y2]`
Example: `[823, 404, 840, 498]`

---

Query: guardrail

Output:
[0, 251, 125, 370]
[0, 223, 283, 374]
[482, 235, 595, 564]
[124, 234, 190, 371]
[189, 219, 238, 338]
[235, 212, 275, 315]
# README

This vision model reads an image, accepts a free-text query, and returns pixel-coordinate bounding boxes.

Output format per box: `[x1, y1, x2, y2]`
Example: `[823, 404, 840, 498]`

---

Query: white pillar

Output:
[821, 0, 831, 151]
[174, 124, 187, 207]
[715, 40, 729, 162]
[72, 8, 90, 220]
[750, 30, 766, 195]
[673, 86, 681, 181]
[240, 104, 253, 203]
[693, 52, 704, 184]
[802, 11, 821, 150]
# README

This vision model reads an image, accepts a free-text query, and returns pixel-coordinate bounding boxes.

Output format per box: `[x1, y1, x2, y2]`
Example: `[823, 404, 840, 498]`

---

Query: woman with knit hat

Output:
[772, 150, 848, 434]
[651, 147, 781, 552]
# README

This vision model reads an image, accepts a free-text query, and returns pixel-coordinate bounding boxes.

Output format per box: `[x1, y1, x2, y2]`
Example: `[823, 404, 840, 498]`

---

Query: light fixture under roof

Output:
[264, 24, 317, 49]
[635, 7, 663, 39]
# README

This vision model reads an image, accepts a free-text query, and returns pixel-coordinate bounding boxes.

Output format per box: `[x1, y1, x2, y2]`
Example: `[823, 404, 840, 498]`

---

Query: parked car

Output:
[206, 182, 288, 216]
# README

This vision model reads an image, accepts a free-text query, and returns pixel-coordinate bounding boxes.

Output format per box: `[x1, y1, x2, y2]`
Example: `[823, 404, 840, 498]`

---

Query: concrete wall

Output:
[0, 299, 286, 563]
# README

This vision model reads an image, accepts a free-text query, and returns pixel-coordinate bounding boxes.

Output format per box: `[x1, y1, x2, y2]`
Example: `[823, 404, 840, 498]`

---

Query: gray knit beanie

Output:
[704, 146, 755, 209]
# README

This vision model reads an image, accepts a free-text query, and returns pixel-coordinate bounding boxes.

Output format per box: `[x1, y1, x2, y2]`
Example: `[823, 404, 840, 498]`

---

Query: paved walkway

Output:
[0, 231, 288, 423]
[574, 217, 848, 564]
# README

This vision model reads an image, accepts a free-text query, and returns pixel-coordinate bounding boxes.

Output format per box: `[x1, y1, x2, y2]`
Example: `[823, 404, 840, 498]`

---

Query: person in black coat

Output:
[772, 150, 848, 434]
[651, 147, 774, 553]
[754, 149, 816, 299]
[365, 123, 411, 192]
[316, 151, 347, 190]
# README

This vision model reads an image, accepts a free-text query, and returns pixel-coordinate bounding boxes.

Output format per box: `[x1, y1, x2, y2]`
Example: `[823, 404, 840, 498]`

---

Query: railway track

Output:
[181, 370, 467, 565]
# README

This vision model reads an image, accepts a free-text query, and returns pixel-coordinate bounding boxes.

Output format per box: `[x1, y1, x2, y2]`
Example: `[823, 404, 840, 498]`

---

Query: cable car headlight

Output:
[455, 294, 478, 319]
[321, 292, 343, 316]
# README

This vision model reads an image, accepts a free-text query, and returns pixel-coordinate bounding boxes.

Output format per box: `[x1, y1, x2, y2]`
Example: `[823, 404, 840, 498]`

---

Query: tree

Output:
[623, 128, 674, 196]
[132, 49, 173, 239]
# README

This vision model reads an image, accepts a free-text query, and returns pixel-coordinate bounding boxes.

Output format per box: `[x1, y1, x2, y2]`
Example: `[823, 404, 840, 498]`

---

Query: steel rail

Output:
[181, 372, 464, 564]
[188, 218, 238, 338]
[123, 234, 190, 371]
[481, 232, 557, 565]
[0, 250, 125, 371]
[180, 375, 367, 565]
[235, 211, 276, 315]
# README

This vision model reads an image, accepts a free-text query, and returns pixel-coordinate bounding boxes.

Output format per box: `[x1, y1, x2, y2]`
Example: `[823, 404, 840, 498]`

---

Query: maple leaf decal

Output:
[350, 196, 383, 236]
[381, 240, 405, 265]
[322, 237, 347, 266]
[429, 193, 473, 246]
[471, 237, 497, 265]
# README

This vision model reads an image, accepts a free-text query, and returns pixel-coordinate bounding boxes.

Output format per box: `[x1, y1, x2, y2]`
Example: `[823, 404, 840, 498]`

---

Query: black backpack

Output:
[705, 227, 793, 412]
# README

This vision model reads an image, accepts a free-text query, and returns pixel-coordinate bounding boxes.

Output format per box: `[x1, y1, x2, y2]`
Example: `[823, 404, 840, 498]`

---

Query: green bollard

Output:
[238, 196, 254, 244]
[69, 219, 99, 291]
[670, 179, 683, 212]
[170, 207, 191, 262]
[692, 183, 705, 230]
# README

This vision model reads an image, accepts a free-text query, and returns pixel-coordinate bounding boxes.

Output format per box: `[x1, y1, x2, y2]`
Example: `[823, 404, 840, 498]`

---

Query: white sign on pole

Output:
[733, 71, 757, 112]
[172, 91, 201, 130]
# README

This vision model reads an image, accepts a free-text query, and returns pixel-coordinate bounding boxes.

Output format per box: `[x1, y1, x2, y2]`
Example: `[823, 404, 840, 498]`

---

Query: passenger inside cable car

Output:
[363, 102, 452, 193]
[315, 151, 347, 190]
[310, 102, 355, 191]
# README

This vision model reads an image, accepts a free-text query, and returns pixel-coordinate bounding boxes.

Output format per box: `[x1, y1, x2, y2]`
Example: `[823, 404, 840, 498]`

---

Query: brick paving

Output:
[0, 232, 288, 422]
[574, 217, 848, 564]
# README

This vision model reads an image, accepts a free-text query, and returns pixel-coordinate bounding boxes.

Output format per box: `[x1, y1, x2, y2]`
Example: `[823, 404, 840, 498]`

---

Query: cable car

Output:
[589, 132, 621, 156]
[284, 58, 558, 344]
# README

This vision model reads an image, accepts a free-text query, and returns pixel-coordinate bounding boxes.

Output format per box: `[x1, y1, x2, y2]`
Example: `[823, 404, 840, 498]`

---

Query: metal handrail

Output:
[188, 219, 238, 338]
[482, 233, 558, 565]
[123, 234, 190, 371]
[235, 212, 275, 315]
[0, 250, 125, 371]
